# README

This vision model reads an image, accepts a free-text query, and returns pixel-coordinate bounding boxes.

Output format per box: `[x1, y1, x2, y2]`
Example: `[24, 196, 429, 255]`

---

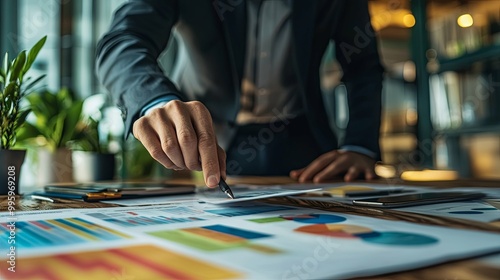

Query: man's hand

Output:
[132, 100, 226, 188]
[289, 150, 376, 183]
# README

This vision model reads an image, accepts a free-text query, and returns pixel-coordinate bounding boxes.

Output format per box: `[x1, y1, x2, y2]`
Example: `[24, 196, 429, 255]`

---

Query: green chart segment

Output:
[148, 224, 281, 254]
[295, 224, 439, 246]
[247, 213, 439, 246]
[249, 214, 346, 224]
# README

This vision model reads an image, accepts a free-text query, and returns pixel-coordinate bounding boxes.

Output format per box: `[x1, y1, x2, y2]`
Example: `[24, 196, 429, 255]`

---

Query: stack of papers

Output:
[2, 200, 500, 279]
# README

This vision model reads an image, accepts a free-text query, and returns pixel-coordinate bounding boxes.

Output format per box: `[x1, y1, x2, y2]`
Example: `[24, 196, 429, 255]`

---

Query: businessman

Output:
[96, 0, 384, 188]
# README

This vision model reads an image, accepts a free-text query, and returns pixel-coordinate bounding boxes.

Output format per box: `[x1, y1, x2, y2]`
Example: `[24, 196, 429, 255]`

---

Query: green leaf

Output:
[45, 90, 60, 112]
[21, 74, 45, 95]
[1, 36, 47, 150]
[57, 87, 74, 107]
[0, 67, 5, 81]
[26, 93, 46, 121]
[42, 114, 59, 138]
[14, 109, 31, 130]
[4, 82, 18, 105]
[51, 110, 66, 149]
[27, 91, 58, 120]
[3, 53, 9, 77]
[15, 86, 85, 150]
[22, 36, 47, 75]
[16, 122, 43, 143]
[60, 100, 83, 145]
[9, 50, 26, 82]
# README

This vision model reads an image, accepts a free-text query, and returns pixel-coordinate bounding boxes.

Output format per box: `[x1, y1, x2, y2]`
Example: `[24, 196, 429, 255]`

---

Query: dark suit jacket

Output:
[96, 0, 384, 158]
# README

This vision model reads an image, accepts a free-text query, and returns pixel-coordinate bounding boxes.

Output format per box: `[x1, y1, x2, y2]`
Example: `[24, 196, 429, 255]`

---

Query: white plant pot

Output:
[72, 151, 116, 183]
[36, 148, 73, 186]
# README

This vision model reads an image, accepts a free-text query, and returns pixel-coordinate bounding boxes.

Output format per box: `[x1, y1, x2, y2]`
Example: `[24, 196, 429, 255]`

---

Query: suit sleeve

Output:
[95, 0, 183, 137]
[333, 0, 384, 160]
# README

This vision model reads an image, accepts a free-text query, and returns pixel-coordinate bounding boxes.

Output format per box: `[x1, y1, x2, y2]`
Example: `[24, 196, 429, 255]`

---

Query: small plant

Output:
[72, 117, 110, 154]
[17, 88, 85, 152]
[69, 94, 118, 154]
[0, 36, 47, 149]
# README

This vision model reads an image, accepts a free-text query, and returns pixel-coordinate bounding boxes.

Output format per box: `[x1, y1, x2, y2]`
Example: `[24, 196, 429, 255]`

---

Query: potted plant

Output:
[17, 88, 85, 185]
[0, 36, 46, 194]
[71, 117, 116, 182]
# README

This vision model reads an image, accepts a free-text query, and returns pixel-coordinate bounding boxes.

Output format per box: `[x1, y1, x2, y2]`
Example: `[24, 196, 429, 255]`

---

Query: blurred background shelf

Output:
[2, 0, 500, 184]
[434, 124, 500, 137]
[435, 45, 500, 73]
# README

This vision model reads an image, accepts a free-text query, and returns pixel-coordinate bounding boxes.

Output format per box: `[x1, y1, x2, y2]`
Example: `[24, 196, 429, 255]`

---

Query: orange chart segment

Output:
[0, 218, 129, 249]
[295, 224, 378, 239]
[149, 224, 281, 254]
[295, 225, 439, 246]
[0, 245, 242, 280]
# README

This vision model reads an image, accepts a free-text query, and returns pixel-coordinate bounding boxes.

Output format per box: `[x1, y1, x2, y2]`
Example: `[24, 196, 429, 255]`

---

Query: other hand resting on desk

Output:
[289, 150, 376, 183]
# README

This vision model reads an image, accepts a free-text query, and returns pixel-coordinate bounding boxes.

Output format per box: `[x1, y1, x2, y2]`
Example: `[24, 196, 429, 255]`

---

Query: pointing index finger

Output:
[190, 105, 220, 188]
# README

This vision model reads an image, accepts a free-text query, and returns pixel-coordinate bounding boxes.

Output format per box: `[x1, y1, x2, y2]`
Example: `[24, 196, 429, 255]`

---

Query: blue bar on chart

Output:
[204, 205, 291, 217]
[86, 213, 205, 227]
[0, 218, 129, 249]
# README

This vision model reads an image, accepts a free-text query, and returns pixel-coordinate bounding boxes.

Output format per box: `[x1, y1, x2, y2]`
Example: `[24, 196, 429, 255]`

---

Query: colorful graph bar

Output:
[0, 245, 242, 280]
[204, 205, 290, 217]
[0, 218, 129, 249]
[149, 224, 280, 254]
[295, 224, 439, 246]
[295, 224, 378, 239]
[160, 207, 205, 215]
[203, 225, 270, 239]
[281, 214, 346, 223]
[363, 232, 439, 246]
[249, 214, 346, 224]
[86, 213, 205, 227]
[248, 217, 288, 223]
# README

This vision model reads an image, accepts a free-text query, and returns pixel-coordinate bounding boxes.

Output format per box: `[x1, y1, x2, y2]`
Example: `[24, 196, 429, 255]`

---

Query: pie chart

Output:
[279, 214, 346, 224]
[294, 224, 380, 239]
[362, 231, 439, 246]
[295, 224, 438, 246]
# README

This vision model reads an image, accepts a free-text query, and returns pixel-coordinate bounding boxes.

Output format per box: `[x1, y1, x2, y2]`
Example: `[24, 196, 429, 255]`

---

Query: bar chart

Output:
[0, 218, 129, 249]
[204, 205, 290, 217]
[0, 245, 242, 280]
[86, 212, 205, 227]
[149, 224, 281, 254]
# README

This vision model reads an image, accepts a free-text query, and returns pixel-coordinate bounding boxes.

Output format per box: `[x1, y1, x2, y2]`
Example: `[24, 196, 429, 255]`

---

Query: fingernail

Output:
[207, 175, 219, 188]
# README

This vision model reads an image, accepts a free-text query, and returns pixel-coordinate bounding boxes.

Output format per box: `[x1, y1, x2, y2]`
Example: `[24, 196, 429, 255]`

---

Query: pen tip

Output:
[225, 190, 235, 199]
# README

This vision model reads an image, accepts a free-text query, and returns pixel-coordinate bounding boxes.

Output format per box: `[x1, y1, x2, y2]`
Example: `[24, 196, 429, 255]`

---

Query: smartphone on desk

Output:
[352, 192, 485, 208]
[40, 182, 196, 201]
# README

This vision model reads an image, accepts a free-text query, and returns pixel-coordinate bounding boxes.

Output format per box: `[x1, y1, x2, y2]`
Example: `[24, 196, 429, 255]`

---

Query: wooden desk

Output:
[2, 177, 500, 279]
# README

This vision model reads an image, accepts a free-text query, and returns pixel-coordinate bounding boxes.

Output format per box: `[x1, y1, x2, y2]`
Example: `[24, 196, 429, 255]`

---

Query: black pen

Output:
[218, 178, 235, 199]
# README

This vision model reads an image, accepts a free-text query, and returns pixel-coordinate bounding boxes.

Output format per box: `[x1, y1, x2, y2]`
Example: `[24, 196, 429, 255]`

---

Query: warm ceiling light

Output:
[457, 14, 474, 28]
[403, 14, 415, 28]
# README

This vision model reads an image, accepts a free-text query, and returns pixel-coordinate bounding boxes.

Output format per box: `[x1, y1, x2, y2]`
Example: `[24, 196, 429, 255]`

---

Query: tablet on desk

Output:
[39, 182, 196, 202]
[352, 191, 485, 208]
